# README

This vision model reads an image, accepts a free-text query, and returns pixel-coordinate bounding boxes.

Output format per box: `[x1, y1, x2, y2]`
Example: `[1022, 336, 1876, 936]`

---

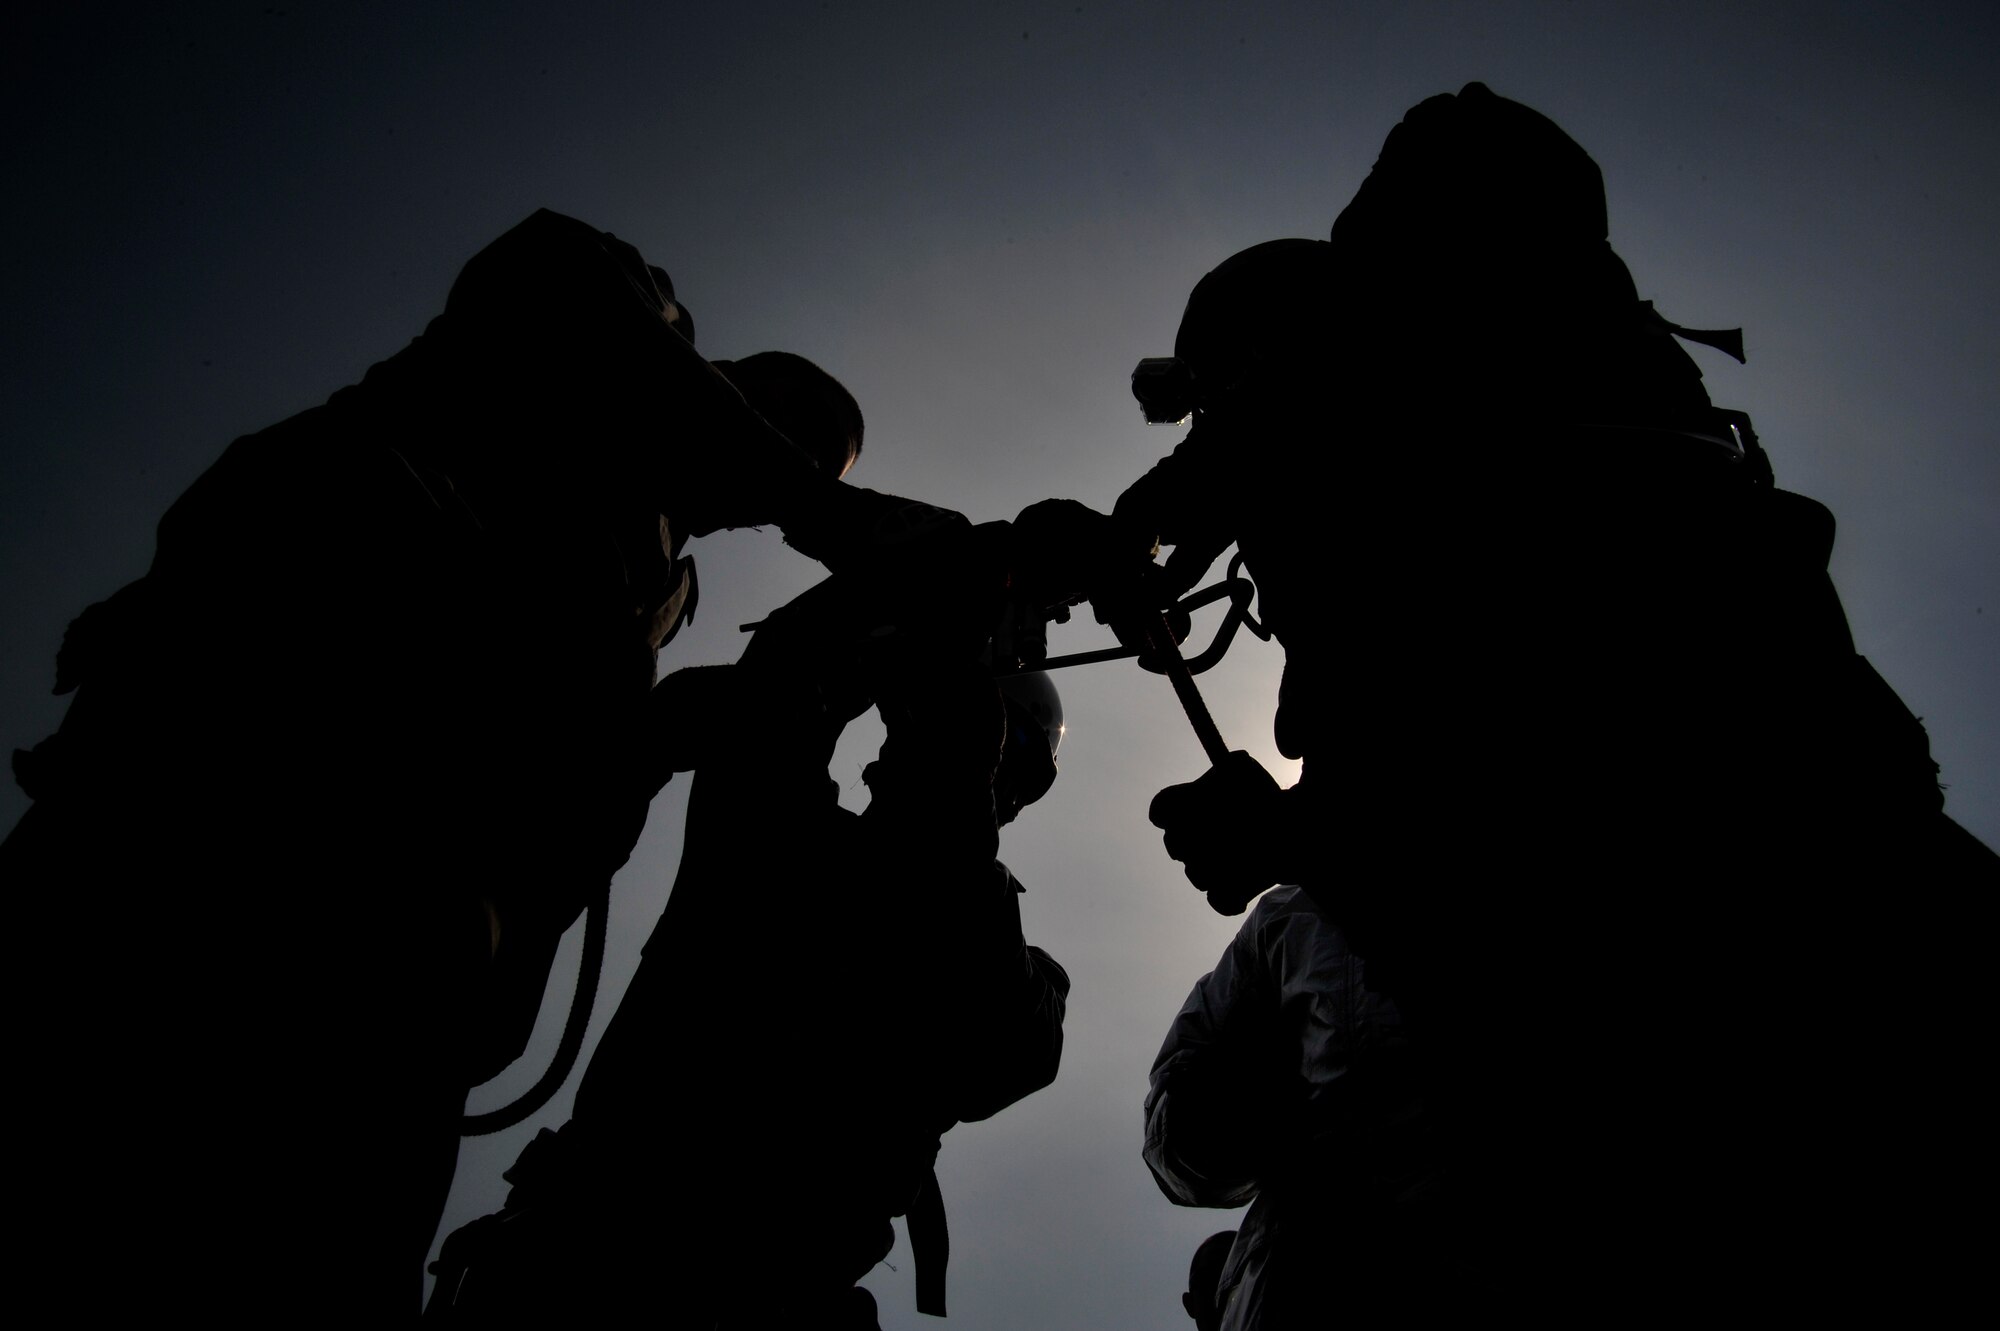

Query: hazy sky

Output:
[5, 4, 1995, 1326]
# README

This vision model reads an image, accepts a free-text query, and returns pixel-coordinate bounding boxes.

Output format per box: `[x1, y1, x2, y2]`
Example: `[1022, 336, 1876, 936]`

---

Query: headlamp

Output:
[1131, 356, 1197, 426]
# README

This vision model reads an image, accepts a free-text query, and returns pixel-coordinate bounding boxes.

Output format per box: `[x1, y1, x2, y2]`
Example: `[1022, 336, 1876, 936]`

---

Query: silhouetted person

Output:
[1120, 84, 1995, 1318]
[426, 537, 1073, 1327]
[0, 208, 952, 1318]
[1183, 1230, 1238, 1330]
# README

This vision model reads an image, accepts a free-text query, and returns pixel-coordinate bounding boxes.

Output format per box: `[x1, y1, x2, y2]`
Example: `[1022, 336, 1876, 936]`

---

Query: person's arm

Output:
[438, 209, 973, 564]
[860, 664, 1072, 1121]
[1143, 897, 1313, 1209]
[946, 868, 1071, 1124]
[1148, 751, 1310, 916]
[1112, 422, 1245, 601]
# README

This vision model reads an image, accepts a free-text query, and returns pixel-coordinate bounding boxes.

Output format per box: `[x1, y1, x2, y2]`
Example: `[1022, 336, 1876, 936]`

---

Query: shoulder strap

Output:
[906, 1168, 950, 1317]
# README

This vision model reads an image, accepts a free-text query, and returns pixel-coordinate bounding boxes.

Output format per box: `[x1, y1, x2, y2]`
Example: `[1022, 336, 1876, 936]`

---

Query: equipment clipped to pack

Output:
[1711, 407, 1776, 488]
[1582, 408, 1776, 489]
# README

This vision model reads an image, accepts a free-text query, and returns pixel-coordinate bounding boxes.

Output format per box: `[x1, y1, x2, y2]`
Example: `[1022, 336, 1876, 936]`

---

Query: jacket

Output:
[1145, 886, 1426, 1329]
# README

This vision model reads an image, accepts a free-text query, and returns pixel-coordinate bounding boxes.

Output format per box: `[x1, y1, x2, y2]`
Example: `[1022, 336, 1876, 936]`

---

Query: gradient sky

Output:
[5, 4, 1995, 1326]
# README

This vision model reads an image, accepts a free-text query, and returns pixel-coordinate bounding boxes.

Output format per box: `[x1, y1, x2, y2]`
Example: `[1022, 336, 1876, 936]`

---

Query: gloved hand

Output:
[1094, 568, 1197, 668]
[1110, 430, 1241, 604]
[1006, 497, 1197, 661]
[1148, 750, 1294, 915]
[1010, 497, 1158, 609]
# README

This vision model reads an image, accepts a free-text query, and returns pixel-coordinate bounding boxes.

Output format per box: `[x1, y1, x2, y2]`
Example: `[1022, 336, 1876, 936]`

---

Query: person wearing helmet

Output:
[427, 554, 1072, 1327]
[1124, 85, 1992, 1319]
[0, 206, 976, 1319]
[993, 668, 1064, 825]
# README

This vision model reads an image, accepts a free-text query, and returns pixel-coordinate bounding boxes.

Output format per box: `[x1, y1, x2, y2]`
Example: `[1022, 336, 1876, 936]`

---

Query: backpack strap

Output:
[906, 1167, 950, 1317]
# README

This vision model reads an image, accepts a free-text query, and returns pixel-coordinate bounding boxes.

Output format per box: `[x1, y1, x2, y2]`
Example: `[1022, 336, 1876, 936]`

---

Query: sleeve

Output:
[1112, 423, 1244, 598]
[859, 671, 1068, 1122]
[947, 869, 1072, 1123]
[1142, 894, 1321, 1209]
[867, 710, 1070, 1124]
[857, 657, 1009, 878]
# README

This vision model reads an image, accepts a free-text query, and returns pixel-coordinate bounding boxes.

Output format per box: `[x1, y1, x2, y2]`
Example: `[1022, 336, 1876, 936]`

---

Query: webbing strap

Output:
[460, 880, 609, 1136]
[907, 1168, 950, 1317]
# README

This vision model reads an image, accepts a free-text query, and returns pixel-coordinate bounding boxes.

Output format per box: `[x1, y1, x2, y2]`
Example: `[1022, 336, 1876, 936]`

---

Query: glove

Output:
[1149, 750, 1293, 915]
[1009, 497, 1158, 609]
[1006, 498, 1199, 663]
[1111, 431, 1240, 603]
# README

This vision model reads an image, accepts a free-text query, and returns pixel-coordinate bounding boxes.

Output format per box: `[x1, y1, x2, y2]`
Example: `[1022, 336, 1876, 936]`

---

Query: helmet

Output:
[710, 352, 865, 479]
[1131, 238, 1336, 425]
[994, 671, 1063, 824]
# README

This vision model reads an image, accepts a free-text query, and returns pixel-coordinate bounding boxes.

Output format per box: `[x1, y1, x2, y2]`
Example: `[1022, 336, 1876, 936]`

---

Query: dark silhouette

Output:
[1183, 1230, 1239, 1330]
[1119, 84, 1997, 1319]
[426, 530, 1074, 1326]
[0, 208, 951, 1317]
